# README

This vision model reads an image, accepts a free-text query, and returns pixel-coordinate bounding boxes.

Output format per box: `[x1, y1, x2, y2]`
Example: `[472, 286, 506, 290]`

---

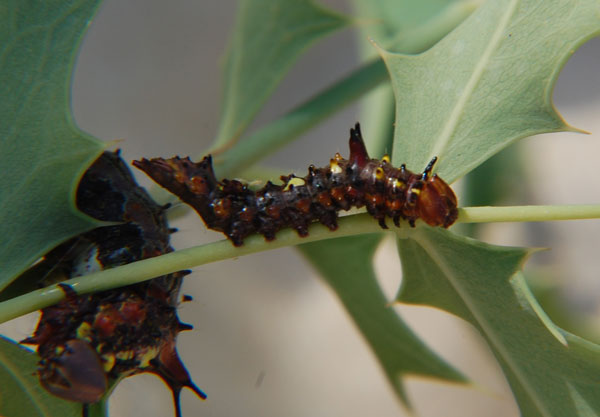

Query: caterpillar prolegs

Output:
[134, 123, 458, 246]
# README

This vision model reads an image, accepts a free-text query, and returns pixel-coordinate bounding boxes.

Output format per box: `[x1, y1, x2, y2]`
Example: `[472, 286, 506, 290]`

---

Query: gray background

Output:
[2, 1, 599, 416]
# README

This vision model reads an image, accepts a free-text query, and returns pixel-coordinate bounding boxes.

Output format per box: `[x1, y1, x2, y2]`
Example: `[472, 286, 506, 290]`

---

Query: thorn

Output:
[422, 156, 438, 180]
[58, 283, 78, 301]
[178, 322, 194, 332]
[348, 122, 370, 167]
[187, 380, 207, 400]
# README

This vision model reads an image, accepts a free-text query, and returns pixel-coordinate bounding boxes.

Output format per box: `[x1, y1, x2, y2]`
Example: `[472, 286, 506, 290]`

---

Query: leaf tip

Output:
[367, 36, 392, 62]
[564, 123, 591, 135]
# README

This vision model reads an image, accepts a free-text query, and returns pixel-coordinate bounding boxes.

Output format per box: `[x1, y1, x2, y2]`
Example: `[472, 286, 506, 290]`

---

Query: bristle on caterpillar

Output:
[134, 123, 458, 246]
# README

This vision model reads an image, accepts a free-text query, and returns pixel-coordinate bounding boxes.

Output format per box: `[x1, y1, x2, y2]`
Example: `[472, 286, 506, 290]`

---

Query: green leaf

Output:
[381, 0, 600, 182]
[0, 336, 82, 417]
[0, 0, 105, 289]
[212, 0, 349, 149]
[398, 228, 600, 417]
[351, 0, 480, 157]
[299, 234, 467, 408]
[352, 0, 471, 43]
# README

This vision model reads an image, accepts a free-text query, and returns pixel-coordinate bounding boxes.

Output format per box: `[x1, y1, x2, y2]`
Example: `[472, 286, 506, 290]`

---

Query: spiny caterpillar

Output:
[21, 151, 205, 417]
[134, 123, 458, 246]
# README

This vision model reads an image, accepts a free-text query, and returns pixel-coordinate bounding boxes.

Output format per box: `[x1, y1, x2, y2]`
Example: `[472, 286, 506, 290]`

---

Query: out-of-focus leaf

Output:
[0, 336, 82, 417]
[299, 234, 466, 408]
[381, 0, 600, 182]
[212, 0, 349, 149]
[0, 0, 104, 289]
[398, 228, 600, 416]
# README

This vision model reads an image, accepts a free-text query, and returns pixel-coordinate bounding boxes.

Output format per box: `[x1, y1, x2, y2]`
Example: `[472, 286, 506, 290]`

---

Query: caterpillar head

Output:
[39, 339, 107, 404]
[417, 174, 458, 227]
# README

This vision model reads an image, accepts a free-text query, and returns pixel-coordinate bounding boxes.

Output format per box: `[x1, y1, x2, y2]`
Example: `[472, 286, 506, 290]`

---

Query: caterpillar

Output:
[134, 123, 458, 246]
[20, 151, 205, 417]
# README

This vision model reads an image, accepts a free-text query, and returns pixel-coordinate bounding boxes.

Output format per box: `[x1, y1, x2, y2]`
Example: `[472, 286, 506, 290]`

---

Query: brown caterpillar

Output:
[134, 123, 458, 246]
[20, 151, 205, 417]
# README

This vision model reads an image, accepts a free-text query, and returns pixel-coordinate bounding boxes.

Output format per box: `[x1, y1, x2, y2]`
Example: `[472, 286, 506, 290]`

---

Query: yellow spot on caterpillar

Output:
[411, 188, 421, 196]
[375, 167, 385, 181]
[283, 177, 306, 191]
[138, 346, 160, 368]
[102, 353, 116, 372]
[392, 179, 404, 190]
[330, 159, 342, 174]
[76, 322, 93, 341]
[381, 155, 390, 164]
[116, 350, 135, 361]
[334, 152, 343, 161]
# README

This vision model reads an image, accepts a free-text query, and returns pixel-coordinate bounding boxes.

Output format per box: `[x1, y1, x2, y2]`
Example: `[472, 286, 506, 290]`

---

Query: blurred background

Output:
[2, 1, 600, 416]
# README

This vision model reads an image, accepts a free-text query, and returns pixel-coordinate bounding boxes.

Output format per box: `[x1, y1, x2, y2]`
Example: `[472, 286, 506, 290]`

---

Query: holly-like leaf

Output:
[381, 0, 600, 182]
[351, 0, 478, 156]
[0, 0, 104, 289]
[299, 235, 467, 408]
[212, 0, 349, 149]
[398, 228, 600, 417]
[0, 336, 82, 417]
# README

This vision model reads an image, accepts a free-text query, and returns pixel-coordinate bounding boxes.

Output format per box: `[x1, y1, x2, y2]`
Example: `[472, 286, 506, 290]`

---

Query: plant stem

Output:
[0, 214, 383, 324]
[2, 202, 599, 324]
[459, 205, 600, 223]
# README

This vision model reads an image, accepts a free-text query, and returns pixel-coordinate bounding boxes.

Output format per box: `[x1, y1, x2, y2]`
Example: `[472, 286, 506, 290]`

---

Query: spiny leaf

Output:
[0, 0, 104, 289]
[212, 0, 349, 149]
[381, 0, 600, 182]
[299, 235, 467, 408]
[0, 336, 82, 417]
[350, 0, 479, 156]
[398, 228, 600, 417]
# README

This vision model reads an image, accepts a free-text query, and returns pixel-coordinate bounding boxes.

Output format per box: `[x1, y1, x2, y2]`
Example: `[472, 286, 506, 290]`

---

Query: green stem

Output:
[459, 205, 600, 223]
[0, 214, 382, 324]
[3, 202, 598, 324]
[213, 3, 475, 178]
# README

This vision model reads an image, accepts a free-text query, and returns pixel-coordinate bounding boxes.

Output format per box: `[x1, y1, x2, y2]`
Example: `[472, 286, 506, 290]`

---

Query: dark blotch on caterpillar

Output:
[20, 151, 205, 417]
[134, 123, 458, 246]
